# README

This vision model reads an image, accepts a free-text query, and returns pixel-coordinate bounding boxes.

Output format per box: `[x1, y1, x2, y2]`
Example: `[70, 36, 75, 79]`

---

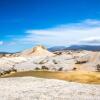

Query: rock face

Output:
[20, 45, 54, 57]
[0, 77, 99, 100]
[0, 45, 100, 74]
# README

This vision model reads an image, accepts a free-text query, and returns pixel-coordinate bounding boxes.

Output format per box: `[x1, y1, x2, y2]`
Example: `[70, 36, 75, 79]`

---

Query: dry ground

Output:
[2, 71, 100, 84]
[0, 77, 100, 100]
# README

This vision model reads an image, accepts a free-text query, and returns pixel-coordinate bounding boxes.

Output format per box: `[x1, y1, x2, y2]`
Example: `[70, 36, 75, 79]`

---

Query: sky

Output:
[0, 0, 100, 52]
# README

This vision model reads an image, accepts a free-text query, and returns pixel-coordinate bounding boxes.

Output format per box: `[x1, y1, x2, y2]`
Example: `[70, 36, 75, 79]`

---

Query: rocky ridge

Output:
[0, 45, 100, 75]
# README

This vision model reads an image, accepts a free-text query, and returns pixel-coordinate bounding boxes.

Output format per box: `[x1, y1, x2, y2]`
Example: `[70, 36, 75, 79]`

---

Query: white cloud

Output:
[0, 41, 3, 45]
[1, 19, 100, 52]
[23, 19, 100, 46]
[83, 19, 100, 26]
[80, 37, 100, 44]
[2, 19, 100, 49]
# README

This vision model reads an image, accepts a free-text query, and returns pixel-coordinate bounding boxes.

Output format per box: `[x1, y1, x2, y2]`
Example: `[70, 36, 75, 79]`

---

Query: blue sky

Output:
[0, 0, 100, 52]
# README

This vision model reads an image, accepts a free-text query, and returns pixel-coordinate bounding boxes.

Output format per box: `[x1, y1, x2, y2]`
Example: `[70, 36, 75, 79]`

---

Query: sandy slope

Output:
[20, 45, 54, 57]
[0, 46, 100, 73]
[0, 77, 100, 100]
[0, 50, 100, 73]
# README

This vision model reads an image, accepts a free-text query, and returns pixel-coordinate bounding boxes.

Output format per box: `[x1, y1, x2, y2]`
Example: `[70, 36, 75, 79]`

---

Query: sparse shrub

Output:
[2, 71, 7, 75]
[35, 67, 40, 70]
[0, 54, 6, 58]
[0, 68, 17, 77]
[11, 67, 17, 72]
[54, 51, 62, 55]
[72, 67, 77, 71]
[39, 61, 44, 64]
[0, 72, 2, 76]
[96, 64, 100, 72]
[53, 59, 58, 64]
[75, 55, 89, 64]
[0, 72, 4, 76]
[67, 52, 71, 54]
[75, 60, 87, 64]
[58, 67, 63, 71]
[4, 70, 11, 74]
[41, 66, 49, 70]
[39, 60, 48, 64]
[1, 69, 11, 75]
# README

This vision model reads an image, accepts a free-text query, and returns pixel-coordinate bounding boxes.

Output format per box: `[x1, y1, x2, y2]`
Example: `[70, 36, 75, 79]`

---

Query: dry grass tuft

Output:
[1, 70, 100, 84]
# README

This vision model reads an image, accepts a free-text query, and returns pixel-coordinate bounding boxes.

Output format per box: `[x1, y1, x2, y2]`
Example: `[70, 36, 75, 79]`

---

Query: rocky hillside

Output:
[0, 45, 100, 76]
[20, 45, 54, 57]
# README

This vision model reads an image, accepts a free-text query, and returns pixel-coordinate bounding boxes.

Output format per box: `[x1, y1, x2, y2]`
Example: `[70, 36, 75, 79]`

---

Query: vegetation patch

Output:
[1, 71, 100, 84]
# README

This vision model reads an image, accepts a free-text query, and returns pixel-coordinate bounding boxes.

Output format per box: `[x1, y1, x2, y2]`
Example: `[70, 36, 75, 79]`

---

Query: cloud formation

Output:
[0, 41, 3, 45]
[80, 37, 100, 44]
[1, 19, 100, 52]
[24, 19, 100, 46]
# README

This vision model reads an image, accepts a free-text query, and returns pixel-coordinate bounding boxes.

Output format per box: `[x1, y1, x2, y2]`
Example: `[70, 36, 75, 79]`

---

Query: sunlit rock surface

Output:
[0, 77, 100, 100]
[0, 45, 100, 73]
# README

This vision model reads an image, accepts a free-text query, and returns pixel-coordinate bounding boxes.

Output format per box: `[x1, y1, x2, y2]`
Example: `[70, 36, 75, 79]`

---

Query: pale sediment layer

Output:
[0, 77, 100, 100]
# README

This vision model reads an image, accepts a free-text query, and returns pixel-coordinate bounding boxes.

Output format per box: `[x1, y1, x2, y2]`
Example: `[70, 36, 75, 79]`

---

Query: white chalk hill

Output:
[20, 45, 54, 57]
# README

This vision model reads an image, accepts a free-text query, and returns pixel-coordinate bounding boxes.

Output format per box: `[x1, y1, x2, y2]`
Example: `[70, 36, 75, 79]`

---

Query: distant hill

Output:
[49, 45, 100, 51]
[0, 52, 11, 54]
[48, 46, 66, 51]
[66, 45, 100, 51]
